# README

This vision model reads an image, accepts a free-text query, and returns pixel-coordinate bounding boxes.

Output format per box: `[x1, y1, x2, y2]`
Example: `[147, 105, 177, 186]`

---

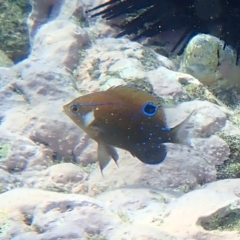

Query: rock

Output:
[29, 20, 89, 70]
[147, 67, 184, 98]
[28, 0, 81, 38]
[0, 188, 122, 240]
[180, 33, 240, 94]
[159, 179, 240, 239]
[0, 169, 19, 193]
[2, 181, 240, 240]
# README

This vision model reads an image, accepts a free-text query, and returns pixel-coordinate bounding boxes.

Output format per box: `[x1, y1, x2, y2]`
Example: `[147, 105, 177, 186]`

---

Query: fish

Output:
[63, 86, 193, 173]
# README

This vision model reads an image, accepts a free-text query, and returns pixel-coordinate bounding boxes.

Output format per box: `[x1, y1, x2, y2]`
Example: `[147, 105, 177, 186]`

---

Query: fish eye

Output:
[70, 104, 79, 113]
[142, 102, 158, 117]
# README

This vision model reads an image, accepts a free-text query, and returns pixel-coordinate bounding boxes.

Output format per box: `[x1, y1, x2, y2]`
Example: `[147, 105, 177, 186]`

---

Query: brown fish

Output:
[63, 86, 192, 172]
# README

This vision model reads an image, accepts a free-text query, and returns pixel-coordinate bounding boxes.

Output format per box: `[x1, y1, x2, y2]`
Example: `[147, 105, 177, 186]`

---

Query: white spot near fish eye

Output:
[83, 110, 95, 126]
[95, 107, 99, 111]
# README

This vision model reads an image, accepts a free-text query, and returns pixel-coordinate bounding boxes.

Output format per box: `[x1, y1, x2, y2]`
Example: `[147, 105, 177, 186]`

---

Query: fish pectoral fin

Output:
[97, 143, 119, 174]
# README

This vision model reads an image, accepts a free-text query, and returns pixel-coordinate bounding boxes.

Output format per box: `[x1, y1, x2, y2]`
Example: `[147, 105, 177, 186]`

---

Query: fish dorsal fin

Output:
[97, 143, 119, 175]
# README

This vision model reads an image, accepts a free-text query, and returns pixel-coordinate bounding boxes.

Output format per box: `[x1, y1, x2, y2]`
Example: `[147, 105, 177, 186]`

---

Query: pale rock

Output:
[108, 58, 145, 79]
[0, 169, 18, 192]
[30, 20, 89, 70]
[0, 67, 18, 86]
[203, 178, 240, 195]
[0, 188, 122, 240]
[72, 136, 97, 165]
[170, 100, 229, 137]
[28, 0, 58, 38]
[147, 67, 184, 98]
[18, 162, 89, 194]
[0, 137, 51, 173]
[28, 0, 85, 38]
[180, 33, 240, 93]
[109, 224, 187, 240]
[159, 179, 240, 239]
[28, 0, 115, 42]
[74, 37, 178, 92]
[87, 143, 221, 194]
[95, 187, 182, 226]
[44, 163, 87, 184]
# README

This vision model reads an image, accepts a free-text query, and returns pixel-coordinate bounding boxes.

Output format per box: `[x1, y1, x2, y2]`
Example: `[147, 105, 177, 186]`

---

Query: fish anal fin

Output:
[131, 144, 167, 165]
[97, 143, 119, 175]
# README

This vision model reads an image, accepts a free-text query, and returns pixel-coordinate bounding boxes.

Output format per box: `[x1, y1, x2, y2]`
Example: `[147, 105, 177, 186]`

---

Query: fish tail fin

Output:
[97, 143, 119, 175]
[171, 109, 195, 147]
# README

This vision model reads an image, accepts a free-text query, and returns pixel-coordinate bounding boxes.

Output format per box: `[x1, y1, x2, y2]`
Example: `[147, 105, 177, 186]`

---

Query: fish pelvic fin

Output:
[171, 109, 195, 147]
[97, 143, 119, 175]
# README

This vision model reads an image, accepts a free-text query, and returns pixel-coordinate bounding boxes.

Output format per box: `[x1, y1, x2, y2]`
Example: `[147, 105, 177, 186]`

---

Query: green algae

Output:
[117, 209, 132, 223]
[179, 81, 224, 106]
[0, 49, 14, 67]
[149, 190, 167, 203]
[216, 132, 240, 179]
[85, 235, 107, 240]
[140, 47, 163, 71]
[0, 0, 31, 63]
[0, 211, 11, 236]
[70, 15, 88, 28]
[0, 143, 11, 160]
[201, 210, 240, 232]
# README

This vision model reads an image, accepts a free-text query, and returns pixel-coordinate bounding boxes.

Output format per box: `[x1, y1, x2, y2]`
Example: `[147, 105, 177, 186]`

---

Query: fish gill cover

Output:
[87, 0, 240, 63]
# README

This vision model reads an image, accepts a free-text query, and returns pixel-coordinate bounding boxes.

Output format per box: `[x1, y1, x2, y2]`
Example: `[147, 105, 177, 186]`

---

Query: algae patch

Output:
[216, 132, 240, 179]
[0, 211, 11, 236]
[0, 0, 31, 62]
[0, 143, 11, 160]
[201, 210, 240, 232]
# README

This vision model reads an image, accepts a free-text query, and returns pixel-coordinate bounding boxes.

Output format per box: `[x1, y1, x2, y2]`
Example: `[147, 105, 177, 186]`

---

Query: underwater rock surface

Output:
[0, 0, 240, 239]
[181, 34, 240, 94]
